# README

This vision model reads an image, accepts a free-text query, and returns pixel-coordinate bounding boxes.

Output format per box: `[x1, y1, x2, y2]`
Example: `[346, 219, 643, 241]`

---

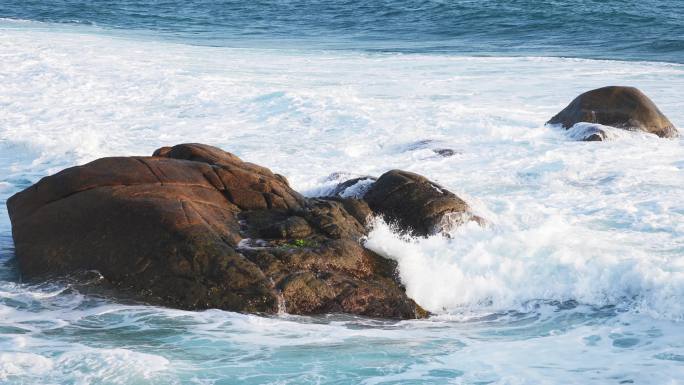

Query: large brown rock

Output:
[7, 143, 426, 319]
[547, 86, 678, 140]
[363, 170, 483, 237]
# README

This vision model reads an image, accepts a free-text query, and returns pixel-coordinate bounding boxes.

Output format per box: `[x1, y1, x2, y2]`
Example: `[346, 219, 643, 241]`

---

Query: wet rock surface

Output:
[363, 170, 483, 236]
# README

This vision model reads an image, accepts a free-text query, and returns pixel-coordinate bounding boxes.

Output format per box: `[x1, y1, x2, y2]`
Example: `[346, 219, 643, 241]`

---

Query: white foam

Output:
[54, 348, 170, 384]
[0, 352, 53, 380]
[364, 217, 684, 319]
[562, 122, 661, 141]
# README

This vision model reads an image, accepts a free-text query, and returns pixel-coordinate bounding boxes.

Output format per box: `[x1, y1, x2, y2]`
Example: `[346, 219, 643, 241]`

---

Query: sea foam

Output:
[365, 216, 684, 320]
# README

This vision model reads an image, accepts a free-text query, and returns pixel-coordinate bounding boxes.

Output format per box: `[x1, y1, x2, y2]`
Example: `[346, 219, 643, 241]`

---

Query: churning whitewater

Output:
[0, 20, 683, 384]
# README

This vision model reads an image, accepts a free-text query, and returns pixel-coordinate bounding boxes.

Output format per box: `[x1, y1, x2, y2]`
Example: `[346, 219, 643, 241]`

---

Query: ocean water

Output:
[2, 0, 684, 63]
[1, 2, 684, 384]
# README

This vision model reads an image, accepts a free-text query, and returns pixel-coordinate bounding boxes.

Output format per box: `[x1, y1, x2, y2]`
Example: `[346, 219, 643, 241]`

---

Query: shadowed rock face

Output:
[363, 170, 483, 237]
[7, 143, 426, 319]
[548, 86, 678, 140]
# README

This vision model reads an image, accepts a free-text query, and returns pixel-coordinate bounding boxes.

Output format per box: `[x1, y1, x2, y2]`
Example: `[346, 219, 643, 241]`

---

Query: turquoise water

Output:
[1, 2, 684, 384]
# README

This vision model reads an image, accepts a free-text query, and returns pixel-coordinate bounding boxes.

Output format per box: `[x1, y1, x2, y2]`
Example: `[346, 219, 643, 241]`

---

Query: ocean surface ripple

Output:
[1, 0, 684, 62]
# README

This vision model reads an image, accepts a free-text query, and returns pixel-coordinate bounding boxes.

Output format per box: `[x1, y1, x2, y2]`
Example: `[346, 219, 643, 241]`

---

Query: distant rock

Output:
[8, 143, 426, 319]
[363, 170, 484, 237]
[548, 86, 678, 140]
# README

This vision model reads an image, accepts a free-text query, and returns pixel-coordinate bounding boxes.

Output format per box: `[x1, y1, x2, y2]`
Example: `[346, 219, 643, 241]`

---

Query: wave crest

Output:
[364, 217, 684, 320]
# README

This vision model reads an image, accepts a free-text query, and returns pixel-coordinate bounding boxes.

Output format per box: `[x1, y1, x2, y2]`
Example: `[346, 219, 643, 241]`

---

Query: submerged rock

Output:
[363, 170, 483, 237]
[329, 176, 376, 198]
[433, 148, 456, 157]
[404, 139, 459, 157]
[583, 130, 606, 141]
[8, 143, 427, 319]
[548, 86, 678, 140]
[565, 123, 608, 142]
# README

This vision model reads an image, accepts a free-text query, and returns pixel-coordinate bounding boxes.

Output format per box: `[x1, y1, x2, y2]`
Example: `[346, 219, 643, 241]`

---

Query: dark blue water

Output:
[2, 0, 684, 62]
